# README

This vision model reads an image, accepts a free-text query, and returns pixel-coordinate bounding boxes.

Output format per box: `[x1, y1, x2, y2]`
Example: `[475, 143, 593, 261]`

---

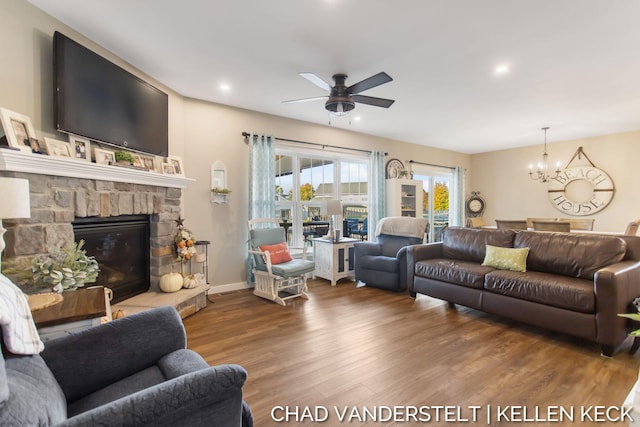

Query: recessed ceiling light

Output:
[495, 64, 509, 74]
[353, 116, 361, 121]
[219, 83, 231, 92]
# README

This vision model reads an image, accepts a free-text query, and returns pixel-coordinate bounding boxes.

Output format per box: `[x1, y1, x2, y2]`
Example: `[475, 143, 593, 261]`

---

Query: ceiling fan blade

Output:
[351, 94, 395, 108]
[299, 72, 332, 92]
[282, 95, 328, 104]
[348, 72, 393, 94]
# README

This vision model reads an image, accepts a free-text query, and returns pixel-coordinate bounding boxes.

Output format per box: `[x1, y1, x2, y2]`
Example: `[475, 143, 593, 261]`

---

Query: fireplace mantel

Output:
[0, 148, 193, 188]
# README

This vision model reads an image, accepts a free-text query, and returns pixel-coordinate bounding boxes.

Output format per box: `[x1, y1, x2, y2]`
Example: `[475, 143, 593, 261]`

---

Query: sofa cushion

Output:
[249, 227, 287, 270]
[259, 242, 293, 264]
[1, 354, 67, 425]
[270, 259, 316, 278]
[377, 234, 423, 258]
[68, 365, 166, 417]
[442, 227, 515, 263]
[415, 259, 495, 289]
[484, 270, 595, 313]
[482, 245, 530, 272]
[514, 231, 626, 279]
[357, 254, 399, 273]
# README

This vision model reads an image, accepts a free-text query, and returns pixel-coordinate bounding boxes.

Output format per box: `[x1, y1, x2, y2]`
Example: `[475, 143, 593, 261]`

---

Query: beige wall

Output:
[470, 130, 640, 232]
[180, 99, 470, 287]
[1, 1, 471, 288]
[5, 1, 637, 289]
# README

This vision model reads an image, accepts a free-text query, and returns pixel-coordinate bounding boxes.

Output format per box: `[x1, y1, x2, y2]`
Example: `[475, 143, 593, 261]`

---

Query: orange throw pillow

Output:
[259, 242, 293, 265]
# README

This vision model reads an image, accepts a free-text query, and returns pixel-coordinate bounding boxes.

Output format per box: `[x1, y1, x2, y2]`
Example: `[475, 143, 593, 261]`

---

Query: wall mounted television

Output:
[53, 31, 169, 157]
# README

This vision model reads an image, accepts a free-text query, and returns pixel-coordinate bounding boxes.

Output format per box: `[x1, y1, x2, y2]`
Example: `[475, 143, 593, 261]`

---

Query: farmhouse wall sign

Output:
[547, 147, 615, 216]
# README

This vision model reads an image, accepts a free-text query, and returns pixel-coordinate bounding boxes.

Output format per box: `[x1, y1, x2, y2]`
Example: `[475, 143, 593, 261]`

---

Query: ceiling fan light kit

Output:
[284, 71, 395, 116]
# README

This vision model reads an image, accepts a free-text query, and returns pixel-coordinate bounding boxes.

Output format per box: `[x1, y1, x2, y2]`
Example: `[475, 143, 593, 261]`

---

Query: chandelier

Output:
[528, 127, 561, 183]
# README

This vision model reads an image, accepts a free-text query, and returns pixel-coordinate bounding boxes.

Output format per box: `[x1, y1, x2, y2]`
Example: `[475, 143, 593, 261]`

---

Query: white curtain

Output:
[248, 134, 275, 283]
[368, 151, 386, 240]
[451, 166, 466, 226]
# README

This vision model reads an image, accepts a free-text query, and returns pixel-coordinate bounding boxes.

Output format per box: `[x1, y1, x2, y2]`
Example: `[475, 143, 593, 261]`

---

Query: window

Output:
[275, 147, 368, 245]
[413, 167, 452, 242]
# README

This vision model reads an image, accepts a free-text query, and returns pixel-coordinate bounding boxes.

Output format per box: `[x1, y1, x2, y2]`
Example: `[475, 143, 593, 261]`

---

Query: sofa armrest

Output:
[594, 260, 640, 349]
[405, 242, 443, 295]
[58, 364, 249, 427]
[42, 306, 186, 402]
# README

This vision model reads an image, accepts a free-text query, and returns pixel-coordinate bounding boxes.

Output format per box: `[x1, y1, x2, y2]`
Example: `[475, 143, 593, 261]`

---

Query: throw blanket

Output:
[0, 273, 44, 355]
[375, 216, 429, 239]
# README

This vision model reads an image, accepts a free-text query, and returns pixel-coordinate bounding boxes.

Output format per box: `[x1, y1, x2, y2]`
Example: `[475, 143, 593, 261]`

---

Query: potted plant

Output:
[114, 150, 135, 165]
[211, 187, 232, 194]
[31, 240, 100, 293]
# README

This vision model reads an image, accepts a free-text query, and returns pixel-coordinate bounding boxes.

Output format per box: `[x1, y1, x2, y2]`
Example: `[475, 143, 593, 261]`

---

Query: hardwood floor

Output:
[184, 279, 640, 426]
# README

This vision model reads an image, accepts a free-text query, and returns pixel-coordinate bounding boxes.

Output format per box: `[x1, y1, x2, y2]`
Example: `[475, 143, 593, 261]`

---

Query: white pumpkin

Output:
[159, 272, 183, 293]
[183, 274, 198, 289]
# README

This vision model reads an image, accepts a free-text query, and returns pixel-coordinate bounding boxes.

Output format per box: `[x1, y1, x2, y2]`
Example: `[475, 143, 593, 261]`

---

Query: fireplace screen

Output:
[73, 215, 150, 303]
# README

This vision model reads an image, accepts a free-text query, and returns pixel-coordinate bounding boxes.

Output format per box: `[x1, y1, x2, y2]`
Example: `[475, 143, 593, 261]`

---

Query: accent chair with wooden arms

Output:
[248, 218, 315, 305]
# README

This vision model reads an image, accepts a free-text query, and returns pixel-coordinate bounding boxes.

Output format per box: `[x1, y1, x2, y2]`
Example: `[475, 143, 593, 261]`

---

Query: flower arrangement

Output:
[174, 217, 197, 262]
[31, 240, 100, 292]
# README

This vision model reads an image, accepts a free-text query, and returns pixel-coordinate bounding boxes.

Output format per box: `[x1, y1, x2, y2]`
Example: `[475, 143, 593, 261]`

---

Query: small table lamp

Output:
[0, 177, 31, 273]
[325, 199, 342, 242]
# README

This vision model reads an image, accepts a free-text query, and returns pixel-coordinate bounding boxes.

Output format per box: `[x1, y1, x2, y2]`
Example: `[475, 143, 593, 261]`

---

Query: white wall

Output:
[470, 130, 640, 232]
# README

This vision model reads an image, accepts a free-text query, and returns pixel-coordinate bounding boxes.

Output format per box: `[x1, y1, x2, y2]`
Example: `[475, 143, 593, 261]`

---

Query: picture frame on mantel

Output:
[44, 137, 72, 158]
[68, 134, 91, 161]
[166, 155, 185, 177]
[0, 107, 37, 153]
[94, 148, 115, 165]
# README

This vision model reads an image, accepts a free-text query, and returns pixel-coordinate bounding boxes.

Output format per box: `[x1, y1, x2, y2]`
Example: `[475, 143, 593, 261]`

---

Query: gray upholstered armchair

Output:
[1, 304, 253, 426]
[354, 216, 429, 291]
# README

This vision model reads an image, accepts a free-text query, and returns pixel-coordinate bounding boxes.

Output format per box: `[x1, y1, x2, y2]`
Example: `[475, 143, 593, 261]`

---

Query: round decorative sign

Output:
[547, 166, 615, 216]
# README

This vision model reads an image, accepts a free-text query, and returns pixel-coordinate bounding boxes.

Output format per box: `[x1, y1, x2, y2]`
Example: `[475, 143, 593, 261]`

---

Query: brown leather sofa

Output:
[406, 227, 640, 356]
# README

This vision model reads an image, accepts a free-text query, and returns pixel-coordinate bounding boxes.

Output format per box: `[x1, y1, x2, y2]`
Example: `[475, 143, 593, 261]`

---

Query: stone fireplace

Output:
[0, 149, 206, 316]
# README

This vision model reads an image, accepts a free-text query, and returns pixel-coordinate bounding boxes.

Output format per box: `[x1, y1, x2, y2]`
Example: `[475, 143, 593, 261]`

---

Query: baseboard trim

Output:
[207, 281, 253, 294]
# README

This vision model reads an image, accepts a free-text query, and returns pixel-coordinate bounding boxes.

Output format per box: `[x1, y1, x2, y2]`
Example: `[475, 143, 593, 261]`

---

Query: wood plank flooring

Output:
[184, 279, 640, 426]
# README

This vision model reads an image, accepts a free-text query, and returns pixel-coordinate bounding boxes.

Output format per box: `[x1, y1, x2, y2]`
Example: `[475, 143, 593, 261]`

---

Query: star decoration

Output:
[174, 216, 185, 228]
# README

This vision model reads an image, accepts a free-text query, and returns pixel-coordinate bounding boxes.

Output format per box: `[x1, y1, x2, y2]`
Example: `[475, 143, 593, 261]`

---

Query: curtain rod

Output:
[408, 159, 455, 171]
[241, 132, 384, 155]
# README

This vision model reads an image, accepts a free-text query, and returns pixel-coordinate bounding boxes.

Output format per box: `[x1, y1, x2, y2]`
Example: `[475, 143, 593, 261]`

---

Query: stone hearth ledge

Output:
[112, 284, 211, 319]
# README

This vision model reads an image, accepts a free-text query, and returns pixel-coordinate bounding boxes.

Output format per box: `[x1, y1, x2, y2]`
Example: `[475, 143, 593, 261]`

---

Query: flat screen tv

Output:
[54, 31, 168, 157]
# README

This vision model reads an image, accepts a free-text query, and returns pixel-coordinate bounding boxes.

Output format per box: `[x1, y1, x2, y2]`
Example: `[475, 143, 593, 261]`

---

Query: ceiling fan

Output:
[283, 71, 395, 115]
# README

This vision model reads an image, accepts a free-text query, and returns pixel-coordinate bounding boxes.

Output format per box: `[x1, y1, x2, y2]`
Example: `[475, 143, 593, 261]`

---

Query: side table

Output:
[32, 286, 111, 342]
[312, 237, 358, 286]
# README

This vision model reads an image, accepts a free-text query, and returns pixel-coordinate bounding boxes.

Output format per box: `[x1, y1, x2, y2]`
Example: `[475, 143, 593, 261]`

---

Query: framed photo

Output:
[140, 155, 157, 172]
[162, 163, 176, 175]
[44, 137, 72, 158]
[0, 107, 37, 153]
[166, 155, 185, 177]
[68, 135, 91, 161]
[94, 148, 115, 165]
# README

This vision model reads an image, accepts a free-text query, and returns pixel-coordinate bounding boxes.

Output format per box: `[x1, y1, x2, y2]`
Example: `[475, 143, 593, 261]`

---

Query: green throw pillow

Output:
[482, 245, 529, 272]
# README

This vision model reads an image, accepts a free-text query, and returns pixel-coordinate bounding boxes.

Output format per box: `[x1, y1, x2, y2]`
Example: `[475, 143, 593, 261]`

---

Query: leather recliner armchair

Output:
[354, 216, 428, 291]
